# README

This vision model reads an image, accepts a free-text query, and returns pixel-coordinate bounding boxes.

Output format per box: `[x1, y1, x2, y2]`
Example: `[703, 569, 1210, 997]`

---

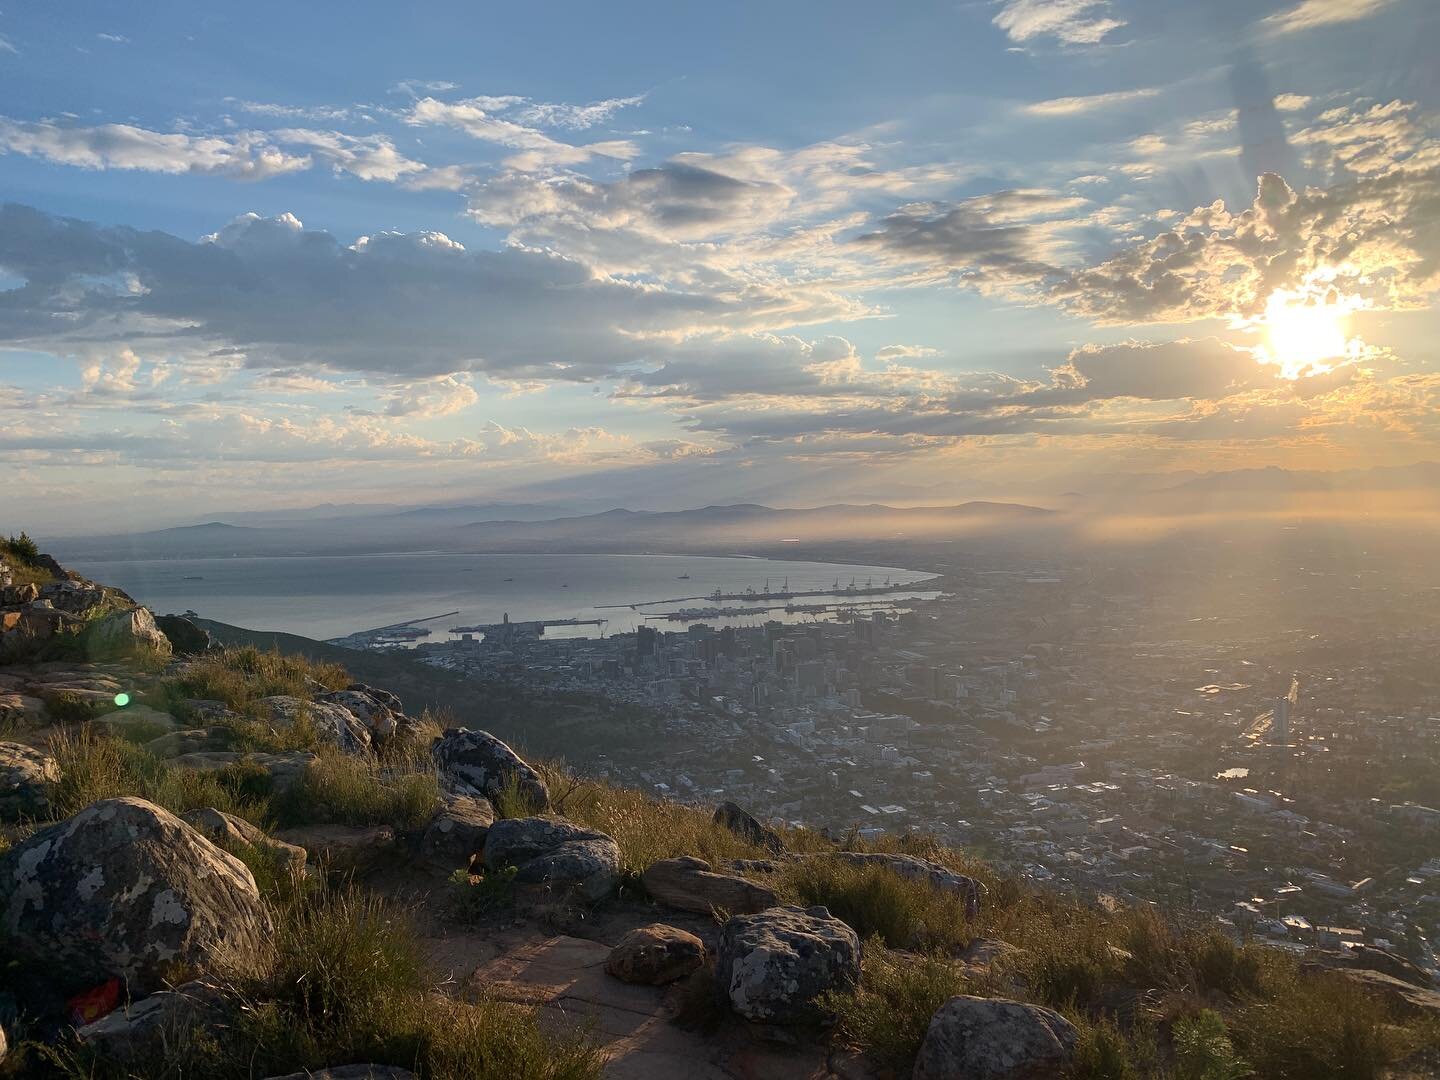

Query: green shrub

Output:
[1173, 1009, 1252, 1080]
[3, 531, 40, 562]
[1069, 1017, 1143, 1080]
[448, 865, 518, 922]
[824, 943, 969, 1068]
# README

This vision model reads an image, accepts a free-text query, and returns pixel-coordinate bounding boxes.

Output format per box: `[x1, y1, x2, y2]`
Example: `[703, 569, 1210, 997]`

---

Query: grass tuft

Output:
[271, 747, 440, 832]
[781, 856, 974, 950]
[823, 943, 969, 1068]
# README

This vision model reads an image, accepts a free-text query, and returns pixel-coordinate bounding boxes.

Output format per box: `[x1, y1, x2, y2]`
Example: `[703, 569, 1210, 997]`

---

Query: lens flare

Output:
[1259, 287, 1361, 378]
[113, 691, 130, 707]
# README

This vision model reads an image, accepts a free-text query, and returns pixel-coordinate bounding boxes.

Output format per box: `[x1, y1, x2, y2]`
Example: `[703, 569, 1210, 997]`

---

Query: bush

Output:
[1069, 1017, 1144, 1080]
[824, 943, 969, 1068]
[781, 856, 974, 951]
[3, 531, 40, 562]
[271, 748, 440, 831]
[1173, 1009, 1252, 1080]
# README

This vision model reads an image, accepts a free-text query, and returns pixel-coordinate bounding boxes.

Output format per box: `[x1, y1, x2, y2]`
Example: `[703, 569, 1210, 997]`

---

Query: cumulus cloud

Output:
[0, 203, 847, 382]
[269, 129, 426, 182]
[993, 0, 1126, 45]
[382, 374, 479, 418]
[1260, 0, 1395, 34]
[0, 118, 309, 178]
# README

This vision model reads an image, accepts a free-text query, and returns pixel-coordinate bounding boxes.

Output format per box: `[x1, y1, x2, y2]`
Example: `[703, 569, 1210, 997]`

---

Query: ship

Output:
[677, 572, 691, 580]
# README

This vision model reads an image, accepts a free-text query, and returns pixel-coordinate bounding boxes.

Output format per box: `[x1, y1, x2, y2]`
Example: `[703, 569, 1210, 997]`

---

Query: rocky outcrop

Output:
[0, 740, 59, 820]
[256, 695, 370, 755]
[643, 855, 779, 915]
[0, 797, 273, 995]
[168, 749, 318, 792]
[1311, 967, 1440, 1018]
[84, 606, 172, 660]
[1310, 944, 1434, 987]
[182, 806, 308, 877]
[912, 996, 1078, 1080]
[273, 824, 395, 873]
[417, 792, 494, 871]
[818, 851, 984, 919]
[154, 614, 213, 656]
[483, 816, 620, 902]
[713, 801, 783, 854]
[433, 728, 549, 809]
[91, 704, 183, 740]
[607, 924, 706, 985]
[715, 905, 861, 1024]
[316, 687, 399, 741]
[76, 979, 227, 1060]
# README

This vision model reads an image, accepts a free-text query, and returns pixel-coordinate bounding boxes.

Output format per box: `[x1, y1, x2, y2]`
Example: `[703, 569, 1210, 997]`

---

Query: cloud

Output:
[1260, 0, 1395, 34]
[225, 99, 361, 123]
[382, 374, 479, 418]
[0, 34, 16, 54]
[508, 93, 647, 131]
[96, 33, 129, 44]
[1022, 87, 1159, 117]
[268, 129, 426, 182]
[0, 118, 309, 178]
[404, 95, 638, 171]
[1274, 93, 1313, 111]
[0, 203, 843, 383]
[993, 0, 1126, 45]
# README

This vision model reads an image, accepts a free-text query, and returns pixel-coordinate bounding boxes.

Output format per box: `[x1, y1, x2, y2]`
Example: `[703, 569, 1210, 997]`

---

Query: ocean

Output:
[70, 552, 938, 643]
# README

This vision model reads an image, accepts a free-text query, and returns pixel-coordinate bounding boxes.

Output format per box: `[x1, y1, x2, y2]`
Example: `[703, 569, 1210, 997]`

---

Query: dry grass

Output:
[271, 746, 440, 832]
[778, 856, 976, 951]
[823, 943, 971, 1068]
[160, 645, 349, 715]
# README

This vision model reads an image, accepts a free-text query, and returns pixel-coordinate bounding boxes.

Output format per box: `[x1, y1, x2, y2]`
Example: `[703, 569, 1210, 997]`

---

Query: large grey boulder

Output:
[643, 855, 779, 915]
[316, 688, 399, 740]
[84, 606, 172, 660]
[483, 816, 619, 901]
[418, 792, 494, 871]
[182, 806, 308, 877]
[714, 800, 783, 854]
[912, 996, 1079, 1080]
[0, 797, 273, 996]
[432, 727, 548, 809]
[154, 614, 213, 656]
[0, 740, 59, 820]
[255, 695, 370, 755]
[716, 905, 861, 1024]
[820, 851, 984, 919]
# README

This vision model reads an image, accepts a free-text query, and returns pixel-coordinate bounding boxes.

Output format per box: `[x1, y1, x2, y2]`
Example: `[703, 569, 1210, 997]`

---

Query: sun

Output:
[1260, 288, 1357, 378]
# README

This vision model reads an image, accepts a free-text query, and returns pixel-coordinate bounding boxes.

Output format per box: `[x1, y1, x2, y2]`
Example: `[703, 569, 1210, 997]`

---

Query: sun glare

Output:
[1260, 288, 1358, 378]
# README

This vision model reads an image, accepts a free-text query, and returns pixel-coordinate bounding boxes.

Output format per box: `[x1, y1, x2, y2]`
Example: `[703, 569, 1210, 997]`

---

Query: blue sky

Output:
[2, 0, 1439, 531]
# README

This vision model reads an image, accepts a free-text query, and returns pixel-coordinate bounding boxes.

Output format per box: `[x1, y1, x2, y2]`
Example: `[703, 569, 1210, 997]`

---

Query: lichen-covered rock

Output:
[167, 749, 317, 793]
[483, 816, 619, 901]
[143, 726, 237, 758]
[0, 797, 273, 996]
[272, 824, 395, 873]
[714, 800, 783, 854]
[433, 728, 548, 809]
[643, 856, 779, 915]
[316, 688, 399, 740]
[607, 924, 705, 985]
[182, 806, 308, 877]
[715, 905, 860, 1024]
[255, 695, 370, 755]
[84, 606, 172, 660]
[418, 792, 494, 871]
[90, 704, 183, 740]
[912, 995, 1079, 1080]
[0, 740, 59, 820]
[814, 852, 984, 919]
[76, 978, 227, 1060]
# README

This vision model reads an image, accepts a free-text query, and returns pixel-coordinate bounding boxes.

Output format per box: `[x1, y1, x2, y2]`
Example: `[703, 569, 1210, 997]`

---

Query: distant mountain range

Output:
[46, 500, 1054, 561]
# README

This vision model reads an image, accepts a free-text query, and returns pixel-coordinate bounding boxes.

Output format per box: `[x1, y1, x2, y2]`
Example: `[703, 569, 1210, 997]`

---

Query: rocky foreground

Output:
[2, 546, 1439, 1080]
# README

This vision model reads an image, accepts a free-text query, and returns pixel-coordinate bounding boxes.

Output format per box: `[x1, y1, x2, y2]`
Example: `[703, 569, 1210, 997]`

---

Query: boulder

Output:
[714, 800, 783, 854]
[418, 792, 494, 871]
[90, 704, 184, 741]
[143, 727, 237, 758]
[182, 806, 308, 877]
[76, 978, 226, 1060]
[273, 824, 395, 873]
[0, 691, 45, 730]
[1, 582, 39, 605]
[0, 740, 60, 820]
[1324, 944, 1434, 988]
[643, 855, 779, 915]
[607, 924, 706, 985]
[316, 688, 399, 740]
[1310, 967, 1440, 1018]
[38, 580, 112, 616]
[912, 996, 1079, 1080]
[483, 817, 620, 902]
[84, 606, 172, 660]
[715, 905, 861, 1024]
[0, 797, 272, 996]
[168, 749, 318, 793]
[432, 728, 548, 809]
[264, 1068, 417, 1080]
[0, 1019, 6, 1063]
[154, 614, 213, 656]
[820, 851, 984, 919]
[255, 695, 370, 755]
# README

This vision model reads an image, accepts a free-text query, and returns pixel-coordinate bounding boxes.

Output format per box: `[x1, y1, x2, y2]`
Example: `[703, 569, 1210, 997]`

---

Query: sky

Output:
[2, 0, 1439, 532]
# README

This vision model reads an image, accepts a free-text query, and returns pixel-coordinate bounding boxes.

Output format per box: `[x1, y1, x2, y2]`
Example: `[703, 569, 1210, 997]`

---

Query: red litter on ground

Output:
[67, 977, 122, 1026]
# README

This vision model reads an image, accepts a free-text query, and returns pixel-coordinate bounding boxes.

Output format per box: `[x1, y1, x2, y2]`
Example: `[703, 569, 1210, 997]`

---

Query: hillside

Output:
[2, 544, 1439, 1079]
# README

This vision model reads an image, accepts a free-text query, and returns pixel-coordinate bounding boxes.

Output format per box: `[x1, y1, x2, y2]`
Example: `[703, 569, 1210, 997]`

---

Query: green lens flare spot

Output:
[113, 692, 131, 708]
